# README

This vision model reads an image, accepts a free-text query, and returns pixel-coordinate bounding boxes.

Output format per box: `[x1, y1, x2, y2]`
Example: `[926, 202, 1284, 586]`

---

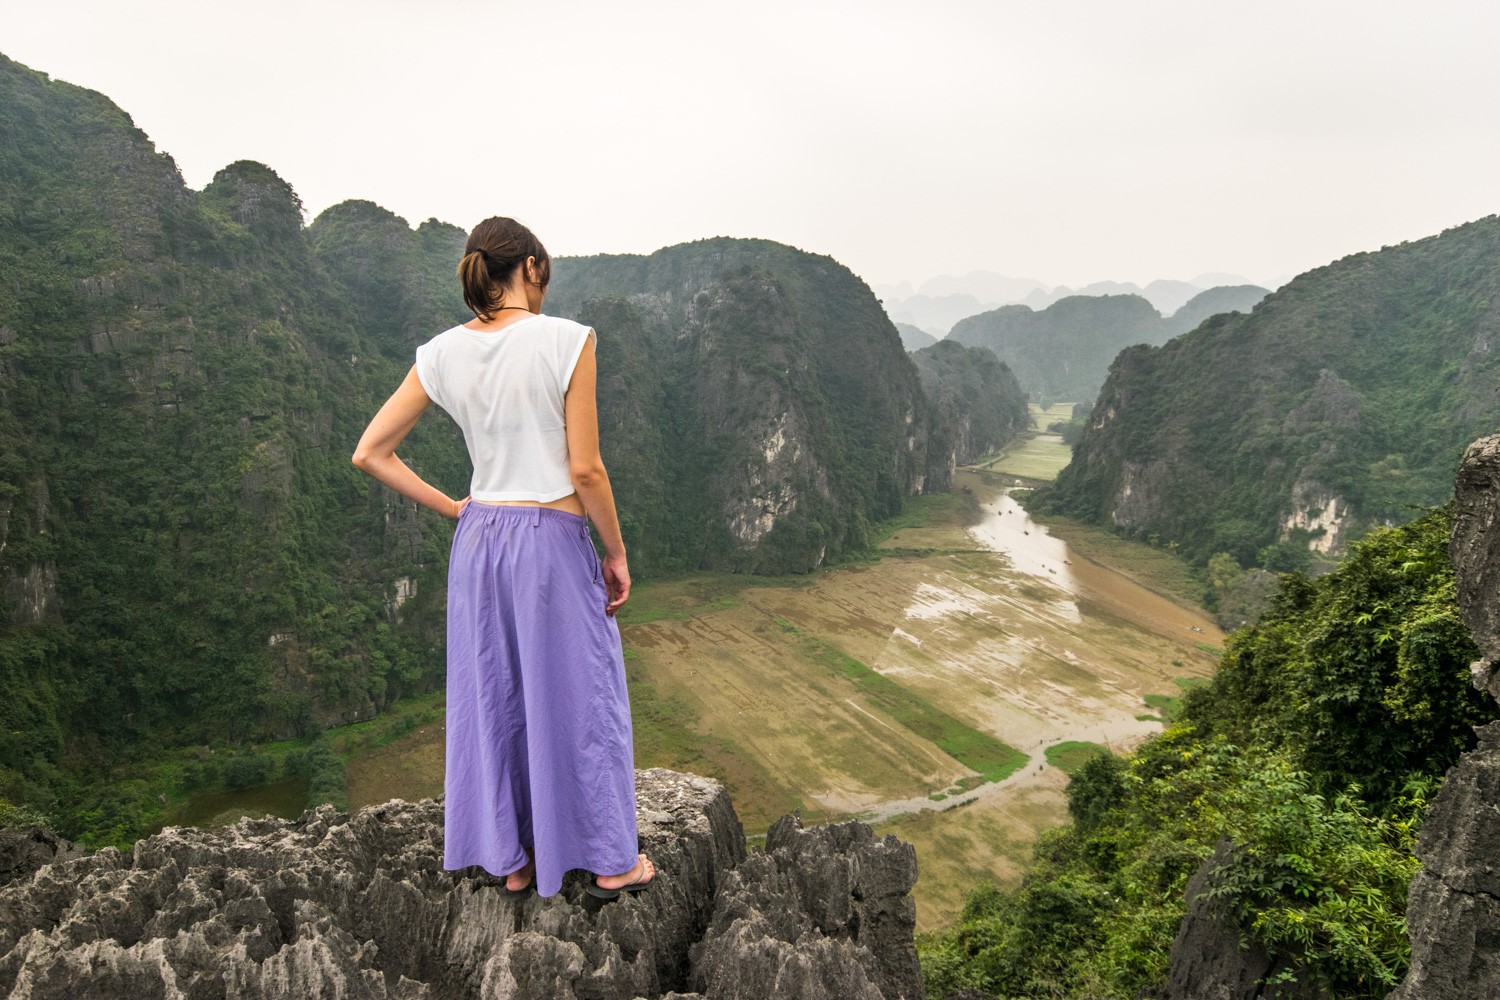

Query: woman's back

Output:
[414, 315, 595, 504]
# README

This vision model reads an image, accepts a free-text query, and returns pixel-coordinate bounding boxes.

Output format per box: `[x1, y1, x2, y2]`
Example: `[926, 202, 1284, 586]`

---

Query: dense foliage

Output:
[946, 285, 1267, 403]
[921, 506, 1491, 999]
[1039, 217, 1500, 565]
[0, 55, 470, 843]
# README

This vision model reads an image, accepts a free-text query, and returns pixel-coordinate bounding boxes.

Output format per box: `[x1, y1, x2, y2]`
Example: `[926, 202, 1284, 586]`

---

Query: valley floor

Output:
[173, 405, 1224, 931]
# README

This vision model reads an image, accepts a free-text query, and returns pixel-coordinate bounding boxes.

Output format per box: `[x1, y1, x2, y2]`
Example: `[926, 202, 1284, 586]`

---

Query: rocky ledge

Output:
[0, 768, 920, 999]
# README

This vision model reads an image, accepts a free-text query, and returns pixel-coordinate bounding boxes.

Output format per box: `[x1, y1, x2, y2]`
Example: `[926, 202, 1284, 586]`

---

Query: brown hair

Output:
[457, 216, 552, 320]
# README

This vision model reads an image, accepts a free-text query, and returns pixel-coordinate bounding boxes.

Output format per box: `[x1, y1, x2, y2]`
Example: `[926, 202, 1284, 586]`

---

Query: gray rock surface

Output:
[0, 826, 85, 888]
[1388, 723, 1500, 1000]
[0, 769, 921, 999]
[1451, 434, 1500, 702]
[1150, 840, 1327, 1000]
[1387, 433, 1500, 999]
[689, 814, 920, 1000]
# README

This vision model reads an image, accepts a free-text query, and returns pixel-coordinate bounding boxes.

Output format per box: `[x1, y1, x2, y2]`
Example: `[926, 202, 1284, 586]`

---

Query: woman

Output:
[352, 216, 653, 900]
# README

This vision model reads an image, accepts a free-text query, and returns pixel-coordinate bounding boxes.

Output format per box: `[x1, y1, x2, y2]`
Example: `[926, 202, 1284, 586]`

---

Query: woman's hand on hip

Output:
[603, 555, 630, 616]
[450, 495, 470, 519]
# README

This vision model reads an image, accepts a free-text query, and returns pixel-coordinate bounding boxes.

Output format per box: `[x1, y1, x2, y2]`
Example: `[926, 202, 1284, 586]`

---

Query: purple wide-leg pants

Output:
[442, 504, 639, 896]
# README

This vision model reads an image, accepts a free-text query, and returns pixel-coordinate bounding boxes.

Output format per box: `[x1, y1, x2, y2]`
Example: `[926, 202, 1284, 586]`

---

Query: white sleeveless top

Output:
[413, 314, 595, 502]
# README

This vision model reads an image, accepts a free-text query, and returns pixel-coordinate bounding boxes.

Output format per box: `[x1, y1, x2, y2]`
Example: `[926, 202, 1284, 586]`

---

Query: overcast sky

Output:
[5, 0, 1498, 290]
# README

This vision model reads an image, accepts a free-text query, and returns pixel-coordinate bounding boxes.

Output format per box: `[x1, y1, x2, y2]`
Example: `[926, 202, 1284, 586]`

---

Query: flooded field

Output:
[611, 468, 1221, 928]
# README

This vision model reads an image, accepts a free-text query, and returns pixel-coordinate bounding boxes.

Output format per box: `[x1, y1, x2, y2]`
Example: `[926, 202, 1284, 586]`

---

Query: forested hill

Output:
[0, 54, 1028, 838]
[947, 285, 1268, 403]
[545, 238, 1029, 575]
[911, 340, 1030, 473]
[1038, 213, 1500, 567]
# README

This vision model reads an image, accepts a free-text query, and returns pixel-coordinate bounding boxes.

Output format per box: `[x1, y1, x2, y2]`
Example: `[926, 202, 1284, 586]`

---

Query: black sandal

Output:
[586, 854, 655, 899]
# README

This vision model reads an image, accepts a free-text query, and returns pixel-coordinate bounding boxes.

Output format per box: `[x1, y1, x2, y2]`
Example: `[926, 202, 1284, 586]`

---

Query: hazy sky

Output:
[5, 0, 1498, 289]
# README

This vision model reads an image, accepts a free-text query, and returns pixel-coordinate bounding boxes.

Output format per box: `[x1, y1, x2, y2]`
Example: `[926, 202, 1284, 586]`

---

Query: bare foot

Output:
[505, 858, 535, 892]
[594, 854, 654, 892]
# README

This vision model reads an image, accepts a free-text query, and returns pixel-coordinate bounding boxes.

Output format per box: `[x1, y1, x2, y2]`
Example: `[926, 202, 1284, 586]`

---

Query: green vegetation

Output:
[911, 339, 1030, 468]
[0, 54, 470, 845]
[921, 505, 1489, 998]
[784, 625, 1028, 784]
[1039, 217, 1500, 566]
[1044, 741, 1109, 776]
[869, 490, 981, 546]
[980, 433, 1075, 483]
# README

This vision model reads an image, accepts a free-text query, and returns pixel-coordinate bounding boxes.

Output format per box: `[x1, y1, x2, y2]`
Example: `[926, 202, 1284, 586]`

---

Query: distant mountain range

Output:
[945, 286, 1270, 402]
[876, 270, 1279, 337]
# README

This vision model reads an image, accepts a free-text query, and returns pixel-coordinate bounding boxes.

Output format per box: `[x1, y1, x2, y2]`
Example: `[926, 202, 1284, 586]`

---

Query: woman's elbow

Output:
[351, 445, 376, 472]
[571, 460, 608, 489]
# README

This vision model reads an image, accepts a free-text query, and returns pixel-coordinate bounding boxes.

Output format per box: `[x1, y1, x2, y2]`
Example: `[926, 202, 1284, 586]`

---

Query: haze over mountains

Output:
[876, 270, 1281, 338]
[946, 285, 1270, 403]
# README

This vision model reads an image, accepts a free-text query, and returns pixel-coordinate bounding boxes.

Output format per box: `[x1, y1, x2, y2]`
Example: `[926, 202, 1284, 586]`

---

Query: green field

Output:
[977, 402, 1077, 482]
[1044, 741, 1111, 776]
[786, 624, 1028, 784]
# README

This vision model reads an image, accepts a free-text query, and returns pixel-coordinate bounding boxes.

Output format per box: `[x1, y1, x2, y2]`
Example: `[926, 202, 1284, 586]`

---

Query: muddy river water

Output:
[850, 488, 1221, 825]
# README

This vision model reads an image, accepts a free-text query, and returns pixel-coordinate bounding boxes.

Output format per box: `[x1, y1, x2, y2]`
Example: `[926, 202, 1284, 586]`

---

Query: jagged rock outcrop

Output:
[1451, 435, 1500, 704]
[1388, 433, 1500, 1000]
[0, 769, 921, 1000]
[0, 826, 84, 888]
[690, 815, 920, 1000]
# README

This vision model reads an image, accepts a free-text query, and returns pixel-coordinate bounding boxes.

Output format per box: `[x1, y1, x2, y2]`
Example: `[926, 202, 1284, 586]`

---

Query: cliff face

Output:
[1042, 216, 1500, 565]
[0, 770, 921, 1000]
[1388, 434, 1500, 999]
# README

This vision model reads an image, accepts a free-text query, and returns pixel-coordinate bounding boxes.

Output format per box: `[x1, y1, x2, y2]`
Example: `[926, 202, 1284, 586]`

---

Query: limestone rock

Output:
[0, 826, 85, 888]
[1386, 433, 1500, 999]
[0, 769, 921, 999]
[1387, 722, 1500, 999]
[1452, 434, 1500, 704]
[690, 814, 921, 1000]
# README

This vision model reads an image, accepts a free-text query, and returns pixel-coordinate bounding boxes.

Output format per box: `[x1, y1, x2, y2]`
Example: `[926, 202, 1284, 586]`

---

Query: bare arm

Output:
[565, 336, 630, 613]
[352, 366, 468, 518]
